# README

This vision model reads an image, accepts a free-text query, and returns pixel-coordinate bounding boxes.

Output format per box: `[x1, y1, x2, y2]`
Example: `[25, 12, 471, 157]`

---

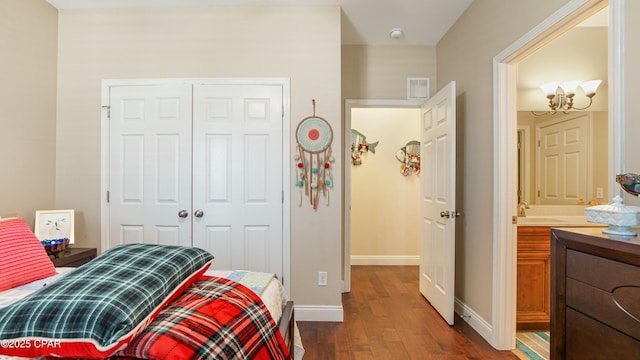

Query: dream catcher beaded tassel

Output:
[294, 100, 334, 210]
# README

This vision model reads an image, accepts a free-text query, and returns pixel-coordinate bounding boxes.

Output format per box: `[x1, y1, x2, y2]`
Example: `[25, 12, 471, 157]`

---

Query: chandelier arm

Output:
[570, 97, 594, 111]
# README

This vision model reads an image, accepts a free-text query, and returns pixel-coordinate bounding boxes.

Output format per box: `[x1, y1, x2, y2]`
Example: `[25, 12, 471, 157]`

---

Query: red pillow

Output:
[0, 218, 57, 292]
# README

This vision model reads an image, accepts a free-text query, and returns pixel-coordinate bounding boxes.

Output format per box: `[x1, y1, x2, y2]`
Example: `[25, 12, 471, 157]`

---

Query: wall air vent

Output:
[407, 77, 430, 101]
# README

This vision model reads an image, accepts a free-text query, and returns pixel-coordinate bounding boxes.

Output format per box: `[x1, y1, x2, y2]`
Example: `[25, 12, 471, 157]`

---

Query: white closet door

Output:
[108, 84, 193, 248]
[192, 84, 284, 277]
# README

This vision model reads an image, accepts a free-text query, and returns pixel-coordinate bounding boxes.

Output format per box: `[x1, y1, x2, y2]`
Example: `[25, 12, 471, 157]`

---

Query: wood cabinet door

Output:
[517, 226, 551, 330]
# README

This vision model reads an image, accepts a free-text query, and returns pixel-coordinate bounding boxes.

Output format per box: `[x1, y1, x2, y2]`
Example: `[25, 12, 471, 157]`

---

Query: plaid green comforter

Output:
[0, 243, 214, 358]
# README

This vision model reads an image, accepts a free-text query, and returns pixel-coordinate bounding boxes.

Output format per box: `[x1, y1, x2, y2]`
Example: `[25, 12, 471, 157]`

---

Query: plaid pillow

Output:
[0, 243, 214, 359]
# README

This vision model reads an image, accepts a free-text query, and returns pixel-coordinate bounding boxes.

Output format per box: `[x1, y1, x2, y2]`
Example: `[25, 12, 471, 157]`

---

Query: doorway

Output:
[343, 99, 423, 293]
[492, 0, 622, 350]
[350, 108, 421, 262]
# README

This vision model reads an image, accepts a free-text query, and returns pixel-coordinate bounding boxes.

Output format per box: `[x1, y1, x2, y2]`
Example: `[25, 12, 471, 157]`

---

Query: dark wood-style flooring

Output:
[297, 266, 518, 359]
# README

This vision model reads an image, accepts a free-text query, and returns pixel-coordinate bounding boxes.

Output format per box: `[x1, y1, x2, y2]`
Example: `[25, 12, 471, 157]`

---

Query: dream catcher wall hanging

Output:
[294, 100, 334, 210]
[395, 140, 421, 176]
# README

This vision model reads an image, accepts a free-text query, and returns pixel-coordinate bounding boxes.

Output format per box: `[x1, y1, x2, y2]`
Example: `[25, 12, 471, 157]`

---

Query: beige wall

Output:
[0, 0, 57, 226]
[55, 7, 342, 307]
[517, 26, 608, 112]
[350, 108, 421, 262]
[436, 0, 573, 324]
[592, 111, 608, 201]
[342, 45, 436, 100]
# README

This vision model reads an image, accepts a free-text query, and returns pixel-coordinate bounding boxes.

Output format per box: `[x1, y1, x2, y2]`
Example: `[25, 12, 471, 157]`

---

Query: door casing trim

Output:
[492, 0, 622, 350]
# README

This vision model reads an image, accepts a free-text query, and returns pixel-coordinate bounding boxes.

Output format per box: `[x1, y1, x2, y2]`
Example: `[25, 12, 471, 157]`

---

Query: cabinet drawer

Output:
[566, 308, 640, 359]
[567, 249, 640, 289]
[566, 250, 640, 340]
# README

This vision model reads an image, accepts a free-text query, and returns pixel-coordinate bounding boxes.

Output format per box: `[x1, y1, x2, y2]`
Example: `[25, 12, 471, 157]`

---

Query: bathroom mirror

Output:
[516, 8, 609, 206]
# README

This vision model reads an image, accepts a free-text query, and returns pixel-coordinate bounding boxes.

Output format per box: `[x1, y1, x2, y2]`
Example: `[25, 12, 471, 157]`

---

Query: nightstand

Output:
[50, 248, 97, 267]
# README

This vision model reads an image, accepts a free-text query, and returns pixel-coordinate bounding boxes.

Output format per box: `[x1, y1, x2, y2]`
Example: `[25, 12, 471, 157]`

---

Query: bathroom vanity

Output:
[516, 222, 596, 330]
[516, 226, 552, 330]
[550, 227, 640, 359]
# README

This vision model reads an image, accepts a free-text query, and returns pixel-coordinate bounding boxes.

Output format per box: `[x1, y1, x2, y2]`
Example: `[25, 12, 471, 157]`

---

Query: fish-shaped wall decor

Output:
[351, 129, 379, 165]
[395, 140, 420, 176]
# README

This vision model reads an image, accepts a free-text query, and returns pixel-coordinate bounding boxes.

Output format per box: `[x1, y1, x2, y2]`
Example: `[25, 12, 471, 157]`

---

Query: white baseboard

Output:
[294, 305, 344, 322]
[454, 297, 493, 344]
[350, 255, 419, 266]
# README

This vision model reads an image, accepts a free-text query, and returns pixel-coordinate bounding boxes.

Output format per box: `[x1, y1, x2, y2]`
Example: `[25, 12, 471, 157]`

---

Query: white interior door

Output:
[537, 113, 589, 205]
[192, 84, 284, 278]
[108, 84, 193, 248]
[419, 81, 457, 325]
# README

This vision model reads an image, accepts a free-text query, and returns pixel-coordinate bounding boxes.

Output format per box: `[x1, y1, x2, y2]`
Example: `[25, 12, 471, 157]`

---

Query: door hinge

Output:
[106, 190, 110, 203]
[102, 105, 111, 118]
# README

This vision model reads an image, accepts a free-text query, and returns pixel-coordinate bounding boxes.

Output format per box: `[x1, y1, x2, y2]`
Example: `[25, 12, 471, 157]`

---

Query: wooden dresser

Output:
[551, 227, 640, 359]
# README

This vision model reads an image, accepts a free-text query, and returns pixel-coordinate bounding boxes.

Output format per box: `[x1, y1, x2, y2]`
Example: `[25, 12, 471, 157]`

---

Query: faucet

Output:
[518, 201, 529, 217]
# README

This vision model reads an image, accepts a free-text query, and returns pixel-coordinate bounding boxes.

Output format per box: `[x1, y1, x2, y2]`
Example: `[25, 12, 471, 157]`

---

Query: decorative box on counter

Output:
[584, 195, 640, 236]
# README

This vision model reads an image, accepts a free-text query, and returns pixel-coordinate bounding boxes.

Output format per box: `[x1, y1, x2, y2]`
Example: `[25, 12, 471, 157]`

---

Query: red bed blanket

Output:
[112, 276, 290, 360]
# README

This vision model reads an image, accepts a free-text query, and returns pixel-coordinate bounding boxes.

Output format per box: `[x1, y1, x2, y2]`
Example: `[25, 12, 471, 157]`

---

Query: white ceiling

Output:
[45, 0, 474, 46]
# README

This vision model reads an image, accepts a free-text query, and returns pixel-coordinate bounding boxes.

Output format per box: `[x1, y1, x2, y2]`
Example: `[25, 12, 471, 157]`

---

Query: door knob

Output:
[178, 210, 188, 218]
[440, 211, 450, 218]
[194, 210, 204, 218]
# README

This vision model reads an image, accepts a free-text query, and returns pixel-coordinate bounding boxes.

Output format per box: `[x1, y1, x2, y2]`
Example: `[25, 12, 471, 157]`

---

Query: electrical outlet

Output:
[318, 271, 327, 286]
[596, 187, 604, 198]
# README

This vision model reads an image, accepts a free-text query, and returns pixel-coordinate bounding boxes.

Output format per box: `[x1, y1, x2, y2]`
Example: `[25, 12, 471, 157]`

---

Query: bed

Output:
[0, 218, 304, 360]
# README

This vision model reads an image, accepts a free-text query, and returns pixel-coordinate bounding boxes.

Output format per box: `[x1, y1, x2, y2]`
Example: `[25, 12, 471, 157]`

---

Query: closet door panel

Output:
[108, 84, 193, 249]
[207, 135, 232, 203]
[192, 84, 283, 277]
[244, 134, 269, 203]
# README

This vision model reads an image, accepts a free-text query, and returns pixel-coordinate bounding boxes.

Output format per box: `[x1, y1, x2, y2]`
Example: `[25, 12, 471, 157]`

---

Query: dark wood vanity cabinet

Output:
[551, 227, 640, 359]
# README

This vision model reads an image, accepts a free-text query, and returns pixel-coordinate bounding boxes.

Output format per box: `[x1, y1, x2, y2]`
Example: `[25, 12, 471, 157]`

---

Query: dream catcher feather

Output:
[294, 100, 334, 210]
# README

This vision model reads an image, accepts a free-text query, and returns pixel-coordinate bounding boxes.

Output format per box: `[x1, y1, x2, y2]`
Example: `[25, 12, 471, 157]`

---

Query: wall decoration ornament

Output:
[350, 129, 379, 165]
[295, 100, 334, 210]
[395, 140, 421, 176]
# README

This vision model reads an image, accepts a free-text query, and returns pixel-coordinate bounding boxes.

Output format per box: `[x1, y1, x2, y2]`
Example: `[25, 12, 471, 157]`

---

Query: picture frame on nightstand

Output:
[34, 209, 75, 244]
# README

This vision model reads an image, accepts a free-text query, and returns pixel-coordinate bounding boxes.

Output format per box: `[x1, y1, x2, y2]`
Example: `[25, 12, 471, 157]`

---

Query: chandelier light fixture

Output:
[532, 80, 602, 115]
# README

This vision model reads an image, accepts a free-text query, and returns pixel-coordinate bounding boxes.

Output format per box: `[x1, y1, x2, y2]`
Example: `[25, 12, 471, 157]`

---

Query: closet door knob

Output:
[440, 211, 450, 218]
[194, 210, 204, 218]
[178, 210, 189, 218]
